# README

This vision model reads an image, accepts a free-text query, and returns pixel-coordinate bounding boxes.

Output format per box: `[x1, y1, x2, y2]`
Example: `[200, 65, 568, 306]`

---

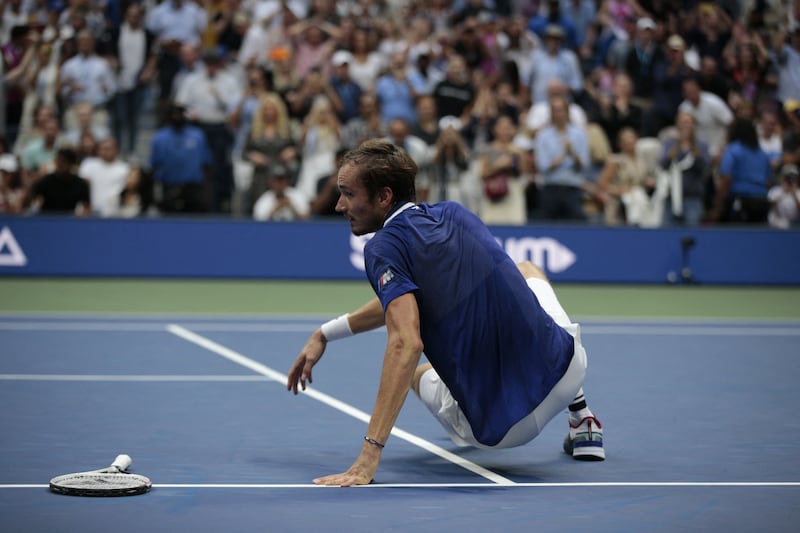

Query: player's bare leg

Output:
[517, 261, 605, 460]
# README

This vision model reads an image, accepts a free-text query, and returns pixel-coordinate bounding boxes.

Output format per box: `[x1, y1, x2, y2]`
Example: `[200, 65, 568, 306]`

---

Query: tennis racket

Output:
[49, 454, 152, 497]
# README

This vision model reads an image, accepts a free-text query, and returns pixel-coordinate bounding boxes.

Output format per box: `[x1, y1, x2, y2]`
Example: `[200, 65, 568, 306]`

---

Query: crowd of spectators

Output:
[1, 0, 799, 229]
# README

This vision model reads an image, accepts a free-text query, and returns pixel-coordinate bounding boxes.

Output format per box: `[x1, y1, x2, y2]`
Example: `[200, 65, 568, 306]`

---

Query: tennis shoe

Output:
[563, 416, 605, 461]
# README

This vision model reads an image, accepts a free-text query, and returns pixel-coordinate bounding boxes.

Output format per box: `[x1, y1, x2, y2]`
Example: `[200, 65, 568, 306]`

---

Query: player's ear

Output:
[377, 186, 393, 207]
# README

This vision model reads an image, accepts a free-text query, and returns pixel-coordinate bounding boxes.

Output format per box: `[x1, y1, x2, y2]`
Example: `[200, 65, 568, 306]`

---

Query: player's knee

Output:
[517, 261, 548, 281]
[412, 363, 433, 397]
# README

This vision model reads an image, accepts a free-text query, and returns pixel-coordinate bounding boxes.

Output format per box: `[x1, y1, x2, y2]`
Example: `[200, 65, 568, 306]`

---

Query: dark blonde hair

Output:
[341, 140, 417, 203]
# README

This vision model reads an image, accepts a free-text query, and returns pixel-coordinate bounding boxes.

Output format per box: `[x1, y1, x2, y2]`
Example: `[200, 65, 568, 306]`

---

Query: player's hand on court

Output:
[287, 328, 326, 394]
[313, 448, 380, 487]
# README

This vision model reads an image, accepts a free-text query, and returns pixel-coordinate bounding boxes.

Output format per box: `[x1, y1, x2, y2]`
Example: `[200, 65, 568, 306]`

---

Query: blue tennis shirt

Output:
[364, 201, 575, 446]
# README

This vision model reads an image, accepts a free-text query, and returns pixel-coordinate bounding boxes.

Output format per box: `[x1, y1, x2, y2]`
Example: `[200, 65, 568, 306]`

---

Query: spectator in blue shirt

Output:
[712, 118, 773, 223]
[534, 95, 591, 220]
[149, 104, 211, 213]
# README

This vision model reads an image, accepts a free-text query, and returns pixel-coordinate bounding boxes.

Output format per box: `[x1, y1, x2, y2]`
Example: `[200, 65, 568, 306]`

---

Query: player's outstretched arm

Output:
[287, 298, 386, 394]
[313, 293, 423, 486]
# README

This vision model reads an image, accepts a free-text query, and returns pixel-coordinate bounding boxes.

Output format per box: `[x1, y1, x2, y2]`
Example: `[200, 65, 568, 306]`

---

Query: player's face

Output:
[336, 163, 387, 236]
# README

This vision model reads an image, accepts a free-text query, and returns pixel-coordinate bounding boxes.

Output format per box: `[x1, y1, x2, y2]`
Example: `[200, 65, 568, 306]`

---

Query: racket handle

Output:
[111, 454, 132, 472]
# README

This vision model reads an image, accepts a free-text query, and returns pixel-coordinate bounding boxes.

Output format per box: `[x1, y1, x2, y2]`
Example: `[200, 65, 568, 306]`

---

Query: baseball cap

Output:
[636, 17, 656, 31]
[438, 116, 462, 131]
[544, 25, 565, 39]
[331, 50, 352, 67]
[667, 35, 686, 50]
[0, 154, 18, 173]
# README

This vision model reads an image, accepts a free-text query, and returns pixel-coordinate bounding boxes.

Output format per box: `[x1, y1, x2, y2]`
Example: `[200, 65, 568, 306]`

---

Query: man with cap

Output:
[646, 34, 693, 137]
[329, 50, 362, 125]
[252, 164, 310, 221]
[623, 17, 663, 104]
[174, 48, 241, 213]
[521, 24, 582, 106]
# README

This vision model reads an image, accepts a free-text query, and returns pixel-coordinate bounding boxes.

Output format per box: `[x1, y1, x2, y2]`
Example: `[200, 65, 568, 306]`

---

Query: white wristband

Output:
[320, 314, 353, 342]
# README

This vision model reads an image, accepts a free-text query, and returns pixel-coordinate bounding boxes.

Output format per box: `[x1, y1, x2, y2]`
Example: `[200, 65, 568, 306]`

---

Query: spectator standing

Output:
[647, 35, 694, 137]
[287, 19, 339, 80]
[712, 117, 773, 223]
[25, 147, 90, 215]
[228, 65, 273, 160]
[345, 27, 385, 92]
[296, 95, 341, 202]
[174, 48, 240, 213]
[658, 111, 712, 227]
[149, 103, 211, 214]
[677, 75, 734, 158]
[534, 95, 590, 221]
[329, 50, 362, 125]
[595, 73, 643, 152]
[432, 54, 475, 121]
[375, 50, 418, 126]
[521, 25, 582, 106]
[771, 27, 800, 110]
[407, 45, 444, 96]
[106, 2, 156, 157]
[58, 31, 116, 130]
[3, 25, 40, 148]
[622, 16, 663, 105]
[78, 137, 130, 216]
[146, 0, 208, 123]
[527, 0, 579, 50]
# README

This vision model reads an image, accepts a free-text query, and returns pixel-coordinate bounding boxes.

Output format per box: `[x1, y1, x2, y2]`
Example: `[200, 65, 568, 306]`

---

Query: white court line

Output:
[166, 324, 515, 486]
[2, 482, 799, 490]
[0, 320, 798, 336]
[0, 374, 271, 382]
[0, 322, 318, 332]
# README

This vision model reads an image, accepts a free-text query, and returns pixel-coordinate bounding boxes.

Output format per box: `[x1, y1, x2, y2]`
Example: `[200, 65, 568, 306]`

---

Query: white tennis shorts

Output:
[416, 277, 587, 449]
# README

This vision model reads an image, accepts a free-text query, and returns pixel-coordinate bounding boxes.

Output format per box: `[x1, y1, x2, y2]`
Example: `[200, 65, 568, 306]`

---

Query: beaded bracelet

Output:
[364, 436, 385, 449]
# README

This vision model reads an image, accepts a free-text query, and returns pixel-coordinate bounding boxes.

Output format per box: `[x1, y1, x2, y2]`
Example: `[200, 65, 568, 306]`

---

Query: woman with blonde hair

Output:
[243, 93, 300, 213]
[659, 111, 711, 226]
[296, 95, 342, 201]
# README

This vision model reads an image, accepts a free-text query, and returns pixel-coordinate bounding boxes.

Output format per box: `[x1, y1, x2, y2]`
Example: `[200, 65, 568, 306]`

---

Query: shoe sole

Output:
[572, 447, 605, 461]
[564, 436, 605, 461]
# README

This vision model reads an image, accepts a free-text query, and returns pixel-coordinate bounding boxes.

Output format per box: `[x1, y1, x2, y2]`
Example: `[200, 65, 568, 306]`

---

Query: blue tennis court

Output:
[1, 313, 799, 531]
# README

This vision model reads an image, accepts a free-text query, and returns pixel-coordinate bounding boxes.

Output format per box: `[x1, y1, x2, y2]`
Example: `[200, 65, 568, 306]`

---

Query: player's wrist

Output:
[320, 313, 353, 342]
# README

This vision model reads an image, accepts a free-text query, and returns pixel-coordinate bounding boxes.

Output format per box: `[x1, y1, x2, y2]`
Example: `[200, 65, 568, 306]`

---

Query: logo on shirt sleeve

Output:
[378, 268, 394, 291]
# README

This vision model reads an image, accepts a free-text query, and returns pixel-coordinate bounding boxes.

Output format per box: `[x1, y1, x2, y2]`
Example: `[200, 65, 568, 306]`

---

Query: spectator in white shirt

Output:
[78, 137, 130, 216]
[174, 48, 241, 213]
[253, 165, 310, 221]
[677, 75, 734, 158]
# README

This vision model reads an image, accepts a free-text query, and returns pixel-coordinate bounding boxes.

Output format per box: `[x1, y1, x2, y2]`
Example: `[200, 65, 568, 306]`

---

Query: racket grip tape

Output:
[111, 454, 132, 471]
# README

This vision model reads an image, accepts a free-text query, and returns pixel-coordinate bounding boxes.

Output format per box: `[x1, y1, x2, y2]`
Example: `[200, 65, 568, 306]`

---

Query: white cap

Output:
[636, 17, 656, 31]
[331, 50, 353, 67]
[0, 154, 18, 172]
[438, 116, 462, 131]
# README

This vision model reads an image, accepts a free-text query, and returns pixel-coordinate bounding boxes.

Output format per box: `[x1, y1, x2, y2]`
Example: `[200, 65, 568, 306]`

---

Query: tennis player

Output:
[287, 140, 604, 486]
